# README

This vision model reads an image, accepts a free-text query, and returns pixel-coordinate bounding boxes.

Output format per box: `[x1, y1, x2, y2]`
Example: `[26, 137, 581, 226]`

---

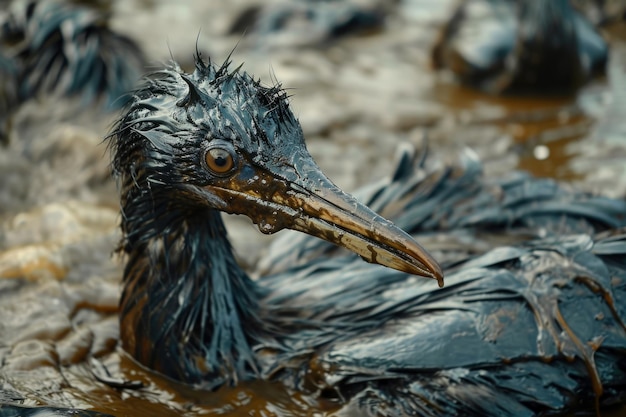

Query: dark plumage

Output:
[1, 0, 144, 109]
[106, 55, 626, 416]
[110, 55, 440, 388]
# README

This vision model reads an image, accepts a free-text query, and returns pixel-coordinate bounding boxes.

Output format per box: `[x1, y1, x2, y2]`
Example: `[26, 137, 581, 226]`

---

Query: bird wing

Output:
[276, 231, 626, 416]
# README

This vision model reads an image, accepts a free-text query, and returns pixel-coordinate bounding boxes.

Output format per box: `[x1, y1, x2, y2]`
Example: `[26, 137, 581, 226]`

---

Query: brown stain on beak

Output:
[203, 163, 444, 285]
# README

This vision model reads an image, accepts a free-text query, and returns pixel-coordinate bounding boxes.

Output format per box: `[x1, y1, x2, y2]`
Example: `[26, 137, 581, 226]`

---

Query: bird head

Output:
[110, 55, 443, 284]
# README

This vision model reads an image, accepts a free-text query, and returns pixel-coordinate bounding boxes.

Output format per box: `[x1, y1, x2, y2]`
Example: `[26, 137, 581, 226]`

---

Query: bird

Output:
[431, 0, 608, 95]
[0, 0, 145, 144]
[103, 53, 626, 417]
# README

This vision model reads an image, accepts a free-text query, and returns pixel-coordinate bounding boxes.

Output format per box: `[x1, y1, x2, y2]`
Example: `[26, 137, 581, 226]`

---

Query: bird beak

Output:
[203, 153, 444, 286]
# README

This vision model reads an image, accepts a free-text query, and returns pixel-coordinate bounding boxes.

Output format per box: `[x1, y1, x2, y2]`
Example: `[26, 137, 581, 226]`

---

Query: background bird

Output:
[0, 0, 144, 110]
[432, 0, 609, 95]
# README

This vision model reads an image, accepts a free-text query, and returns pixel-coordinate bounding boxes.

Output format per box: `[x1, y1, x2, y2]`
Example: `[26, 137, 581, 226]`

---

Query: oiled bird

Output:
[0, 0, 144, 109]
[432, 0, 608, 94]
[102, 54, 626, 417]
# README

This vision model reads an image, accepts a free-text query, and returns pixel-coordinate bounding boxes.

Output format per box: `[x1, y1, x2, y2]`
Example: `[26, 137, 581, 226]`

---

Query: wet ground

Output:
[1, 0, 626, 416]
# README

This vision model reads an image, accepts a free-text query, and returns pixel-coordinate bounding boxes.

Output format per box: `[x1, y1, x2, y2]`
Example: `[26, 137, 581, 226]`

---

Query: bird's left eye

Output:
[205, 147, 235, 175]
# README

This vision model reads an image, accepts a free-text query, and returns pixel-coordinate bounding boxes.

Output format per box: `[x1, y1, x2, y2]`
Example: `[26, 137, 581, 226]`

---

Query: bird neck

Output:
[118, 196, 264, 388]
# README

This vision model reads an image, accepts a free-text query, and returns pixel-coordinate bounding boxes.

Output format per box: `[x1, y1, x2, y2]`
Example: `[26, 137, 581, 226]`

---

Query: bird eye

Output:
[205, 147, 235, 175]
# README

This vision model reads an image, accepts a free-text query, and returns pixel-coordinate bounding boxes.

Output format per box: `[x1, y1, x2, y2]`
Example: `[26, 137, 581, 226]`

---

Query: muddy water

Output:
[1, 1, 626, 416]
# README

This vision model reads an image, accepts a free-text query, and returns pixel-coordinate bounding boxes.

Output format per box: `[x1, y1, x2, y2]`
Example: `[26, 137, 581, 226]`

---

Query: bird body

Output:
[268, 232, 626, 416]
[257, 150, 626, 415]
[432, 0, 608, 94]
[107, 55, 626, 416]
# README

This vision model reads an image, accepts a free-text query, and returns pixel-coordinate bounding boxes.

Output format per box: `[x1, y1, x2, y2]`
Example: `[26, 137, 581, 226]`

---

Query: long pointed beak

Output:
[203, 154, 444, 286]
